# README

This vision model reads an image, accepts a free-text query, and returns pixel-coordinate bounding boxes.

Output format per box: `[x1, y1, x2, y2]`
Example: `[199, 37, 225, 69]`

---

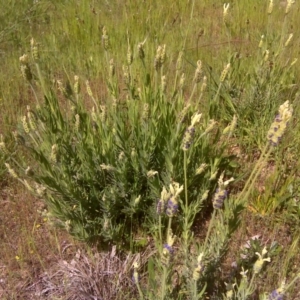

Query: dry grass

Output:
[0, 181, 78, 299]
[0, 180, 156, 299]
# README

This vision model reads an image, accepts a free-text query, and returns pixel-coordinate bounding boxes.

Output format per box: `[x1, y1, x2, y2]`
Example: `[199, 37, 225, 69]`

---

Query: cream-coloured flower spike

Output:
[201, 190, 209, 201]
[193, 252, 205, 281]
[134, 195, 141, 206]
[50, 144, 58, 164]
[253, 246, 271, 274]
[290, 58, 298, 67]
[285, 33, 293, 47]
[209, 169, 218, 181]
[223, 176, 235, 187]
[127, 45, 133, 66]
[264, 50, 270, 62]
[179, 73, 186, 89]
[223, 115, 237, 135]
[196, 163, 208, 175]
[166, 230, 176, 247]
[266, 100, 294, 147]
[279, 100, 293, 121]
[132, 256, 140, 283]
[197, 252, 204, 264]
[258, 35, 264, 48]
[147, 170, 158, 178]
[191, 112, 202, 127]
[212, 172, 233, 209]
[240, 267, 248, 278]
[193, 60, 203, 83]
[0, 135, 8, 155]
[201, 76, 207, 93]
[276, 279, 286, 294]
[162, 230, 176, 265]
[133, 260, 140, 269]
[86, 80, 93, 98]
[102, 26, 110, 50]
[223, 3, 230, 12]
[100, 164, 116, 171]
[169, 181, 184, 197]
[181, 112, 201, 151]
[161, 186, 170, 202]
[138, 38, 147, 60]
[30, 38, 39, 61]
[220, 63, 230, 82]
[204, 119, 217, 135]
[161, 75, 167, 93]
[157, 186, 170, 214]
[23, 179, 34, 192]
[74, 75, 80, 94]
[223, 3, 230, 21]
[286, 0, 295, 14]
[5, 163, 18, 178]
[19, 54, 29, 64]
[268, 0, 274, 14]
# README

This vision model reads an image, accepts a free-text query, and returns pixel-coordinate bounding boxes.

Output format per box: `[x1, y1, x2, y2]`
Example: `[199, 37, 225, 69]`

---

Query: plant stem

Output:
[167, 216, 172, 236]
[284, 273, 300, 293]
[30, 83, 40, 104]
[161, 266, 168, 300]
[35, 62, 47, 96]
[184, 151, 188, 213]
[203, 209, 216, 252]
[183, 150, 190, 271]
[237, 144, 272, 205]
[182, 0, 195, 51]
[212, 82, 223, 104]
[241, 147, 273, 206]
[193, 279, 198, 300]
[249, 272, 256, 293]
[173, 69, 180, 96]
[159, 215, 162, 244]
[136, 281, 144, 300]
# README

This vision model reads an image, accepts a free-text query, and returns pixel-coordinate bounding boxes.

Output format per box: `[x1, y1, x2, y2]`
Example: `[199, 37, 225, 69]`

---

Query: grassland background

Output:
[1, 0, 300, 299]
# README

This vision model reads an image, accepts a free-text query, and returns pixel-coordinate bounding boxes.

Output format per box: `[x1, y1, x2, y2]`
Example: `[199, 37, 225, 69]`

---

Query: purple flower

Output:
[212, 188, 228, 209]
[182, 126, 196, 151]
[269, 289, 284, 300]
[166, 196, 179, 216]
[132, 272, 140, 284]
[161, 243, 175, 266]
[267, 101, 293, 147]
[156, 198, 165, 215]
[163, 243, 174, 255]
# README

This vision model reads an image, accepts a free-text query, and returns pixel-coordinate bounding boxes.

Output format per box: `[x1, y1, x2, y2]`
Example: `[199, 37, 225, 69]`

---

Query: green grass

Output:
[1, 0, 300, 299]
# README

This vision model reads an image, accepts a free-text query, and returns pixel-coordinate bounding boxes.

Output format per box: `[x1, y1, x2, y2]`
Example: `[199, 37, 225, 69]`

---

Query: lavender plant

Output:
[130, 100, 296, 299]
[3, 37, 235, 248]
